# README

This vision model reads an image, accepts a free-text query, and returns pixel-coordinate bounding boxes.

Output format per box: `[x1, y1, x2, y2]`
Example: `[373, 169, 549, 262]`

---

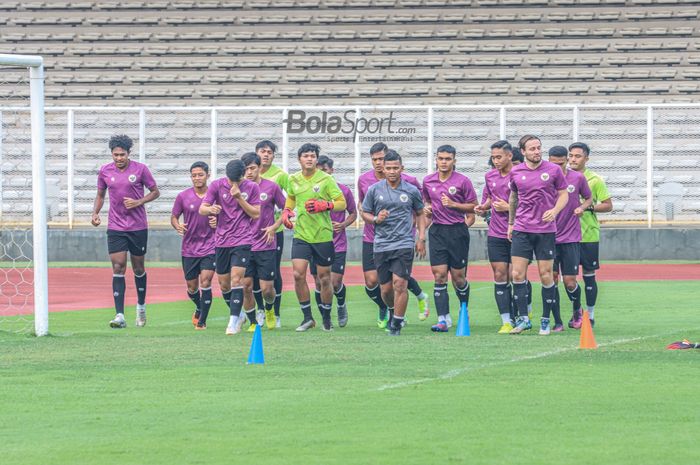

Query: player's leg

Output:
[309, 258, 322, 315]
[226, 264, 247, 335]
[291, 239, 315, 331]
[509, 231, 535, 334]
[488, 235, 513, 333]
[363, 241, 389, 327]
[559, 242, 583, 329]
[580, 242, 600, 326]
[184, 258, 202, 326]
[332, 252, 348, 327]
[312, 241, 335, 331]
[534, 233, 557, 336]
[242, 275, 259, 332]
[375, 250, 396, 329]
[196, 263, 215, 329]
[430, 264, 450, 332]
[407, 276, 429, 319]
[551, 249, 563, 331]
[387, 249, 414, 336]
[215, 247, 233, 313]
[256, 250, 278, 329]
[273, 231, 284, 322]
[446, 223, 470, 328]
[252, 276, 265, 320]
[108, 246, 128, 328]
[128, 230, 148, 327]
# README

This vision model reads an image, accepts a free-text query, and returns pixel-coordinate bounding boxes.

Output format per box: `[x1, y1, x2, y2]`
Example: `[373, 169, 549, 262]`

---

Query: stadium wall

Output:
[42, 228, 700, 262]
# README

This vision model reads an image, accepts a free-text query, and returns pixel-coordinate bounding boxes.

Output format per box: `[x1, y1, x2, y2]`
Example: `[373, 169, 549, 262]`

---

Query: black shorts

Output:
[580, 242, 600, 271]
[310, 251, 347, 275]
[291, 238, 334, 266]
[215, 245, 252, 274]
[510, 230, 555, 261]
[374, 247, 414, 285]
[362, 241, 376, 272]
[429, 223, 470, 268]
[487, 236, 512, 264]
[107, 229, 148, 256]
[182, 254, 216, 281]
[245, 249, 277, 280]
[554, 242, 581, 276]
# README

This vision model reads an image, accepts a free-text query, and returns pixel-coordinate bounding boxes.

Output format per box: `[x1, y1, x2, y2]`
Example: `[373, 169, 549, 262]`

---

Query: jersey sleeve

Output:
[202, 180, 218, 205]
[171, 192, 184, 217]
[422, 180, 431, 204]
[344, 186, 357, 214]
[411, 186, 425, 213]
[97, 167, 107, 190]
[592, 177, 611, 203]
[324, 176, 343, 202]
[361, 186, 376, 214]
[273, 184, 286, 210]
[481, 174, 491, 203]
[553, 168, 567, 191]
[142, 165, 157, 190]
[247, 182, 260, 205]
[579, 175, 592, 200]
[463, 176, 478, 203]
[278, 171, 290, 192]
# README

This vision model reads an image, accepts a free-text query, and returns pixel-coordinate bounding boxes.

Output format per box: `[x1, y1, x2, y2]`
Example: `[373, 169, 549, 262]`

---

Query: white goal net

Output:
[0, 54, 48, 336]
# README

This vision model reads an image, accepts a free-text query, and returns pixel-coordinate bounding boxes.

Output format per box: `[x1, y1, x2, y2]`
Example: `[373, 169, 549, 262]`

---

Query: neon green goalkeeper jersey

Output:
[261, 164, 289, 233]
[580, 168, 611, 243]
[287, 169, 343, 244]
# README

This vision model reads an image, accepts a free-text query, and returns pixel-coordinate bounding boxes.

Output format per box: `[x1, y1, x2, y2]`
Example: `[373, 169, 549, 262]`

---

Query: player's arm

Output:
[281, 195, 296, 229]
[594, 197, 613, 213]
[542, 189, 568, 222]
[91, 187, 106, 227]
[414, 206, 427, 259]
[170, 214, 187, 236]
[199, 202, 221, 216]
[440, 194, 475, 213]
[235, 194, 260, 219]
[575, 194, 594, 217]
[507, 189, 518, 240]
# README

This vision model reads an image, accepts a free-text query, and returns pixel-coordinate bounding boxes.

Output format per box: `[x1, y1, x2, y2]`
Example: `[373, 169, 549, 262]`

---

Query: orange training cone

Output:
[579, 310, 597, 349]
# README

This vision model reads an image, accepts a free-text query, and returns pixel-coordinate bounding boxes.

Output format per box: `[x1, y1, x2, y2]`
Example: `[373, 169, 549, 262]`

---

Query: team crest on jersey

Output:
[399, 194, 409, 203]
[128, 174, 137, 183]
[541, 173, 550, 181]
[313, 185, 320, 193]
[260, 192, 268, 201]
[241, 192, 249, 201]
[448, 186, 457, 195]
[567, 184, 575, 193]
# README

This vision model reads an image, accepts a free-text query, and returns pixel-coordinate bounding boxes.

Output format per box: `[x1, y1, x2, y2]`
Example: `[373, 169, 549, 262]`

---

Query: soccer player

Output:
[361, 150, 427, 336]
[309, 156, 357, 328]
[199, 159, 260, 335]
[568, 142, 613, 327]
[171, 162, 217, 330]
[281, 143, 346, 332]
[257, 140, 288, 327]
[546, 146, 593, 335]
[507, 135, 568, 334]
[241, 152, 286, 330]
[422, 145, 477, 332]
[476, 140, 517, 333]
[357, 142, 429, 329]
[91, 134, 160, 329]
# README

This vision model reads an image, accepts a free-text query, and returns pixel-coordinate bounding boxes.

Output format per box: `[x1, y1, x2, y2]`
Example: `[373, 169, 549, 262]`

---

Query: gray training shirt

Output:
[362, 179, 424, 253]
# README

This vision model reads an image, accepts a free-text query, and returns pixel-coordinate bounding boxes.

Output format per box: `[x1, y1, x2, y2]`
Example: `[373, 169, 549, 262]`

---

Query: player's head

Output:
[369, 142, 388, 173]
[383, 149, 402, 182]
[109, 134, 133, 168]
[490, 140, 513, 171]
[189, 161, 209, 188]
[511, 147, 524, 165]
[547, 145, 568, 170]
[435, 144, 456, 174]
[297, 143, 320, 171]
[519, 135, 542, 164]
[255, 140, 277, 168]
[241, 151, 261, 181]
[317, 155, 334, 174]
[226, 159, 246, 184]
[568, 142, 590, 173]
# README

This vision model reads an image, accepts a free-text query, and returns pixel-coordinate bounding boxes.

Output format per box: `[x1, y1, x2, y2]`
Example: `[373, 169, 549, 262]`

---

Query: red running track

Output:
[1, 263, 698, 314]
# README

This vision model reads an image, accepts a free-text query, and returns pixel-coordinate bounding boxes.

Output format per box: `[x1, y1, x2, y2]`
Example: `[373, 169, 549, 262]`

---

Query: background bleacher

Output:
[2, 0, 700, 104]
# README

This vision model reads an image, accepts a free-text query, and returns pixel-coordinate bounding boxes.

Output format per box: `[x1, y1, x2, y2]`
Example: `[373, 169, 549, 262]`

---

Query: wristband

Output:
[373, 215, 378, 224]
[587, 205, 595, 212]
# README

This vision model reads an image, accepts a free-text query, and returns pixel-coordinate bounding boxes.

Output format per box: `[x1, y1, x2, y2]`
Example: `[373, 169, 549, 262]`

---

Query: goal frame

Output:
[0, 54, 48, 336]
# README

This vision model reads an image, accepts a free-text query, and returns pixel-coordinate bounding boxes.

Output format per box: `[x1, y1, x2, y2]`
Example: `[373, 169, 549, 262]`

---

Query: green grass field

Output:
[1, 281, 698, 465]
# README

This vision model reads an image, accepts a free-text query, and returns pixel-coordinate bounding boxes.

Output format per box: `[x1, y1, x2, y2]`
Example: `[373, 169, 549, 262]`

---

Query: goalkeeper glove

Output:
[305, 199, 334, 214]
[666, 339, 700, 350]
[281, 208, 295, 229]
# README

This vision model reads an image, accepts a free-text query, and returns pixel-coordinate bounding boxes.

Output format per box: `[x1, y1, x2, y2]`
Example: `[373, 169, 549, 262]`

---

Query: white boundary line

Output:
[375, 330, 695, 392]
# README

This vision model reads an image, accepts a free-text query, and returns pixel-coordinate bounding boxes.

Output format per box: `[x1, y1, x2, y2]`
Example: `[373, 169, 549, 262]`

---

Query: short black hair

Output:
[518, 134, 541, 150]
[317, 155, 334, 169]
[384, 149, 402, 164]
[298, 143, 320, 158]
[487, 156, 494, 168]
[109, 134, 133, 153]
[490, 140, 512, 152]
[548, 145, 568, 157]
[369, 142, 388, 155]
[511, 147, 524, 163]
[226, 159, 246, 183]
[241, 151, 261, 167]
[255, 140, 277, 153]
[569, 142, 590, 156]
[436, 144, 456, 157]
[190, 161, 209, 173]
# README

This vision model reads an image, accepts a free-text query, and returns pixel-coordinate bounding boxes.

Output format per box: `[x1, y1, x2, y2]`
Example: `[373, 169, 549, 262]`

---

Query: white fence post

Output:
[67, 109, 74, 229]
[138, 109, 146, 163]
[354, 107, 362, 226]
[282, 108, 288, 173]
[499, 106, 506, 140]
[427, 107, 434, 175]
[646, 106, 654, 228]
[210, 109, 217, 179]
[572, 106, 579, 142]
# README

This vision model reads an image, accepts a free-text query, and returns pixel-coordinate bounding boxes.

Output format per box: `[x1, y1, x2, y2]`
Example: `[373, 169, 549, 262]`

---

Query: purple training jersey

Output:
[202, 177, 260, 248]
[331, 183, 357, 253]
[251, 178, 285, 252]
[172, 187, 216, 258]
[97, 160, 156, 232]
[481, 168, 512, 239]
[422, 171, 477, 225]
[510, 160, 567, 234]
[555, 169, 592, 244]
[358, 170, 421, 243]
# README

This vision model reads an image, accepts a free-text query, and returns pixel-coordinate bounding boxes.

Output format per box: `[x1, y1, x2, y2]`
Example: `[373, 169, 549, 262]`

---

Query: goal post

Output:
[0, 54, 48, 336]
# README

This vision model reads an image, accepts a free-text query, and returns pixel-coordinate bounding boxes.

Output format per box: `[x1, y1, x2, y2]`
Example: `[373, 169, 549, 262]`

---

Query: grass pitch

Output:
[1, 281, 698, 465]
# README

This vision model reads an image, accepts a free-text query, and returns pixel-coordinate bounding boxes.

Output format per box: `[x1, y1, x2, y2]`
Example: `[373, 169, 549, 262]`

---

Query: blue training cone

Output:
[456, 302, 470, 337]
[247, 324, 265, 365]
